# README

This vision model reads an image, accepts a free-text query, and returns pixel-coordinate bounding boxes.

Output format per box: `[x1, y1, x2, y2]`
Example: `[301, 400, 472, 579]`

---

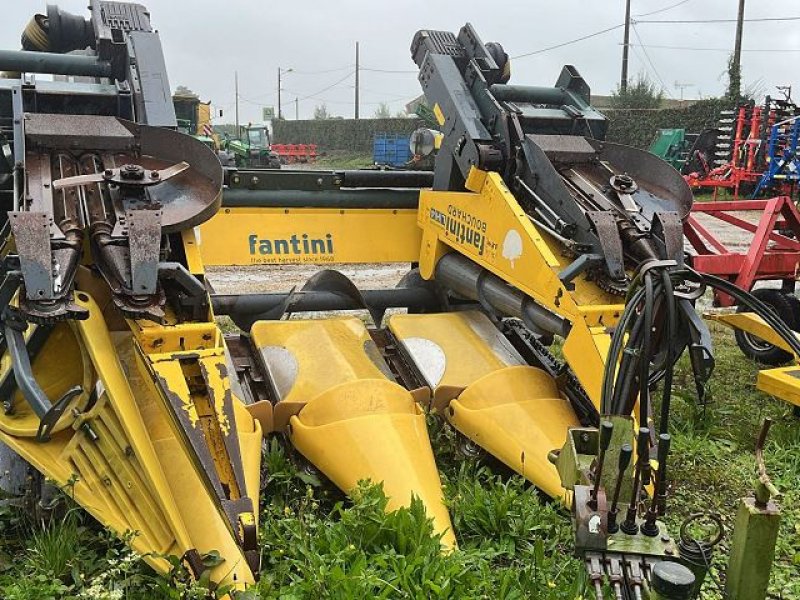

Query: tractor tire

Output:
[734, 288, 796, 366]
[782, 292, 800, 327]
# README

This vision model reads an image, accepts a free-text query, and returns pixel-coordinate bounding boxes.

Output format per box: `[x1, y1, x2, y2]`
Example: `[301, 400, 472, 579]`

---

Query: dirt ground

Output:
[208, 263, 409, 295]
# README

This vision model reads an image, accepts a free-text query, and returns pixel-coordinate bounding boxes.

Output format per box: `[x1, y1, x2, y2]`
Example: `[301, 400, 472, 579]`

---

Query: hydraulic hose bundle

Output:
[603, 264, 800, 422]
[601, 261, 800, 520]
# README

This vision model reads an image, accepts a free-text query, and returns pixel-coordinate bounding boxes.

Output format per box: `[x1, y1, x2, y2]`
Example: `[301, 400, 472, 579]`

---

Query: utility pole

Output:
[354, 41, 360, 119]
[674, 81, 693, 102]
[295, 97, 299, 120]
[620, 0, 631, 93]
[277, 67, 282, 120]
[732, 0, 746, 96]
[278, 67, 293, 120]
[234, 70, 239, 133]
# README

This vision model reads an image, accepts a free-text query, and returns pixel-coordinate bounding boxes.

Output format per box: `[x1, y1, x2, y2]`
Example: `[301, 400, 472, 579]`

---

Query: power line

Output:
[286, 70, 356, 102]
[512, 23, 624, 59]
[290, 65, 354, 75]
[511, 14, 800, 60]
[631, 23, 673, 98]
[633, 0, 692, 17]
[629, 43, 800, 53]
[238, 96, 274, 106]
[637, 15, 800, 24]
[360, 66, 417, 74]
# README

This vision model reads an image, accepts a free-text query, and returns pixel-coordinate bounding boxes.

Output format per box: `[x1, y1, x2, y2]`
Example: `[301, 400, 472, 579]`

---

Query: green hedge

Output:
[604, 98, 733, 149]
[271, 100, 733, 153]
[273, 118, 424, 153]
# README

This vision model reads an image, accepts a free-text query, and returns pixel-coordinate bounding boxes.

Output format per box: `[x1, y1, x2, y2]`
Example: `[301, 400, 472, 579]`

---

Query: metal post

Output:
[295, 97, 299, 120]
[732, 0, 746, 97]
[726, 419, 781, 600]
[620, 0, 631, 93]
[355, 41, 360, 119]
[234, 71, 240, 134]
[277, 67, 282, 120]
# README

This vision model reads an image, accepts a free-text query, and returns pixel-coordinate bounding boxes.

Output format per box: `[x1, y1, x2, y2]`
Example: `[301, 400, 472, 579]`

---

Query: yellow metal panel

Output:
[709, 312, 797, 354]
[250, 317, 454, 546]
[0, 294, 193, 575]
[562, 324, 612, 410]
[251, 317, 389, 406]
[128, 338, 260, 587]
[199, 208, 422, 266]
[757, 367, 800, 407]
[131, 319, 220, 354]
[0, 292, 262, 589]
[0, 323, 91, 437]
[449, 366, 579, 500]
[465, 166, 488, 193]
[417, 172, 623, 323]
[387, 311, 522, 390]
[182, 227, 206, 276]
[289, 378, 456, 548]
[388, 311, 577, 501]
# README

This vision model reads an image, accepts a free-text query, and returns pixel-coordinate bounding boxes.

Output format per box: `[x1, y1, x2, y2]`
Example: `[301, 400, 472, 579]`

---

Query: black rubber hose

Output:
[601, 285, 646, 414]
[611, 309, 647, 415]
[638, 273, 654, 425]
[603, 267, 800, 419]
[659, 269, 676, 435]
[703, 273, 800, 355]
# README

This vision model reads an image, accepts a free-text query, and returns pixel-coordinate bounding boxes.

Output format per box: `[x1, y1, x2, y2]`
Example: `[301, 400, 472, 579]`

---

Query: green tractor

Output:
[224, 124, 282, 169]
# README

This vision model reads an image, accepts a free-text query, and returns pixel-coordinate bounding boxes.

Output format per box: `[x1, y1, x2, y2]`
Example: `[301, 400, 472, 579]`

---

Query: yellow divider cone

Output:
[447, 366, 580, 501]
[288, 378, 456, 548]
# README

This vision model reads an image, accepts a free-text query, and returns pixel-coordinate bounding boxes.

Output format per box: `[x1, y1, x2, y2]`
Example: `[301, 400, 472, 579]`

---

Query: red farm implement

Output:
[685, 196, 800, 307]
[686, 196, 800, 368]
[272, 143, 318, 164]
[684, 99, 800, 200]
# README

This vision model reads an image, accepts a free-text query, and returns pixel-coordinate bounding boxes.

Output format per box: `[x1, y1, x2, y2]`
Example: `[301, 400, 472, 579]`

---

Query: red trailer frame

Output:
[684, 196, 800, 306]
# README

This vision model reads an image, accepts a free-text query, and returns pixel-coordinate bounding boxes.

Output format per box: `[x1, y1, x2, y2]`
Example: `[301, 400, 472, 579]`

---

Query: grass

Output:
[0, 325, 798, 598]
[310, 151, 373, 170]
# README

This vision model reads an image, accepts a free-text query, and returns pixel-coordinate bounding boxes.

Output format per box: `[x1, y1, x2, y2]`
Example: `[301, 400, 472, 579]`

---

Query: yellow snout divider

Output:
[250, 317, 455, 547]
[388, 311, 580, 501]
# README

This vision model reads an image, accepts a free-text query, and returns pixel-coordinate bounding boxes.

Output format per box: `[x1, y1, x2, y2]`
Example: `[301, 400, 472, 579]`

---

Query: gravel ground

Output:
[208, 263, 409, 295]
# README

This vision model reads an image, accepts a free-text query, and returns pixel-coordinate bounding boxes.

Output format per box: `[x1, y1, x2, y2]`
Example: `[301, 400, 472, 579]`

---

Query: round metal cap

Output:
[652, 561, 695, 599]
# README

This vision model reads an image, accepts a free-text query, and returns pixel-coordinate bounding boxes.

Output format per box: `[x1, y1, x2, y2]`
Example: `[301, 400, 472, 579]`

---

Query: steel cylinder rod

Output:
[0, 49, 113, 78]
[222, 188, 421, 209]
[212, 287, 441, 319]
[489, 84, 585, 107]
[338, 169, 433, 189]
[433, 252, 571, 338]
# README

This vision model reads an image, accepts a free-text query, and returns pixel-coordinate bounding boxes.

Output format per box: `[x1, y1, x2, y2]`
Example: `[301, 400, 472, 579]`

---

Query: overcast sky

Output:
[2, 1, 799, 122]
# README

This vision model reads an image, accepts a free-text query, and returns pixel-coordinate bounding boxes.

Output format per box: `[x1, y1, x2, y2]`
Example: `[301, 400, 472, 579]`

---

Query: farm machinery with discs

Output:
[0, 5, 796, 598]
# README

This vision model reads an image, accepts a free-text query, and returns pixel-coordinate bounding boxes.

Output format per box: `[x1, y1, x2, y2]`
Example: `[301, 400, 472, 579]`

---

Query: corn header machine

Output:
[0, 6, 795, 598]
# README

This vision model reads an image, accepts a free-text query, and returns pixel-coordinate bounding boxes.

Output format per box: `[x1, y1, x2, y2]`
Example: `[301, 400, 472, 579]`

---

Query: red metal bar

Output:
[746, 106, 762, 172]
[704, 212, 800, 251]
[732, 106, 747, 170]
[735, 198, 782, 297]
[684, 215, 729, 254]
[688, 196, 800, 306]
[692, 200, 769, 211]
[683, 218, 714, 255]
[692, 252, 799, 278]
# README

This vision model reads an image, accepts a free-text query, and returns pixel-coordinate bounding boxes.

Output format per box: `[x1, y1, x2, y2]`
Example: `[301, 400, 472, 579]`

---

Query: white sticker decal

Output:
[502, 229, 523, 267]
[588, 514, 601, 534]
